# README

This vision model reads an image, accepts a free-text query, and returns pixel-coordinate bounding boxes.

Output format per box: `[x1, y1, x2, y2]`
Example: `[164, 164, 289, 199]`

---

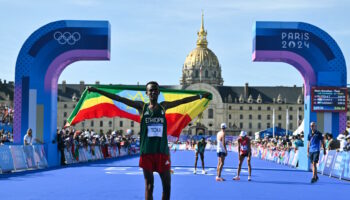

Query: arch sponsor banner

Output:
[23, 145, 36, 168]
[10, 145, 28, 171]
[0, 146, 14, 173]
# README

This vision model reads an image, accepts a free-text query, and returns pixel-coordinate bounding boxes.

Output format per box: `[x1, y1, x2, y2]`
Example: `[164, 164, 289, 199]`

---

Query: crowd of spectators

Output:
[56, 128, 139, 165]
[0, 104, 14, 145]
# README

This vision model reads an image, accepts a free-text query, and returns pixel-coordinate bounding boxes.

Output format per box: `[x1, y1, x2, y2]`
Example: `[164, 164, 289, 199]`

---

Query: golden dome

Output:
[184, 47, 219, 69]
[180, 12, 223, 87]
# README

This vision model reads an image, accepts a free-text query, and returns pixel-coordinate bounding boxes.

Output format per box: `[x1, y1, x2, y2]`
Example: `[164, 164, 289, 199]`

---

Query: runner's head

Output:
[146, 81, 160, 102]
[27, 128, 32, 136]
[220, 123, 227, 130]
[240, 131, 247, 138]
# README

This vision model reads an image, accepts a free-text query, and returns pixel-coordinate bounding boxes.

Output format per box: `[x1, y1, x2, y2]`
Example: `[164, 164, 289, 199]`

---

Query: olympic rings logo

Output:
[53, 31, 81, 45]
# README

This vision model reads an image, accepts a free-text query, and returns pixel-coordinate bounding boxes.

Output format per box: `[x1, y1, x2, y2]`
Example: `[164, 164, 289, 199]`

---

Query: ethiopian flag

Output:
[66, 85, 212, 137]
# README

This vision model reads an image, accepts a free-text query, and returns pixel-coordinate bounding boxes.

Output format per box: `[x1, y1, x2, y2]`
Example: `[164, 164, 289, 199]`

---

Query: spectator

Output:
[293, 134, 304, 149]
[23, 128, 43, 145]
[344, 135, 350, 151]
[326, 133, 339, 150]
[338, 134, 347, 151]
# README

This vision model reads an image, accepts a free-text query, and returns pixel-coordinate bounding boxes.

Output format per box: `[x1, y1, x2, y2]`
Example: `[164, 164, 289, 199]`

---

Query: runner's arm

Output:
[321, 136, 326, 155]
[223, 133, 227, 154]
[237, 140, 240, 154]
[161, 92, 211, 110]
[88, 87, 144, 112]
[248, 138, 251, 152]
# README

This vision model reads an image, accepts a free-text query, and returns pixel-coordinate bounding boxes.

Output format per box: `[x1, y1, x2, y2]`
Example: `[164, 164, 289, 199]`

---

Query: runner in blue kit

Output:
[307, 122, 326, 183]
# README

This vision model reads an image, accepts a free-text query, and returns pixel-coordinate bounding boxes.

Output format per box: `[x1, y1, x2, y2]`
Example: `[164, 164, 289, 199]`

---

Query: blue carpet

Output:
[1, 150, 349, 200]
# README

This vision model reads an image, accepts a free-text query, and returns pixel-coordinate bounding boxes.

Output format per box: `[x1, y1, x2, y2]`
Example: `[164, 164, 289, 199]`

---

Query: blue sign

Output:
[0, 146, 14, 172]
[341, 152, 350, 180]
[323, 150, 337, 176]
[10, 145, 28, 170]
[331, 151, 346, 178]
[312, 87, 347, 112]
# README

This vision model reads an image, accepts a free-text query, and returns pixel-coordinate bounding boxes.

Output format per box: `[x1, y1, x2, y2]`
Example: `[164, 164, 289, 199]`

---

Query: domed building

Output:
[180, 14, 223, 88]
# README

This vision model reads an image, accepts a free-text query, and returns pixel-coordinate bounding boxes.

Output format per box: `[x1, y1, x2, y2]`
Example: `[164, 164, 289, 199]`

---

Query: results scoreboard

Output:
[311, 87, 347, 112]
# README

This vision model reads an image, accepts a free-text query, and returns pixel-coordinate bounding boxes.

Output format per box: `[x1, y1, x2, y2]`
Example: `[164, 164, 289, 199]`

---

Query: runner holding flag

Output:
[88, 81, 211, 200]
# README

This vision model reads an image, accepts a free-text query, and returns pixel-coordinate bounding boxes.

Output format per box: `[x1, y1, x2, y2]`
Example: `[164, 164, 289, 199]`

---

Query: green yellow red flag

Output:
[66, 85, 212, 137]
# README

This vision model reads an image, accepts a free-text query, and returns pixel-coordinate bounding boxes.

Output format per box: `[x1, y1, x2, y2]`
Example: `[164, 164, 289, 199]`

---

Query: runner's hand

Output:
[87, 86, 97, 93]
[201, 92, 211, 99]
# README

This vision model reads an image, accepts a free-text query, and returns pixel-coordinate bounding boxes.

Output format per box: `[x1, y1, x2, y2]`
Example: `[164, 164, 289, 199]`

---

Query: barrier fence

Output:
[251, 147, 350, 181]
[0, 145, 48, 173]
[170, 143, 350, 181]
[251, 147, 299, 168]
[0, 144, 140, 174]
[63, 145, 140, 165]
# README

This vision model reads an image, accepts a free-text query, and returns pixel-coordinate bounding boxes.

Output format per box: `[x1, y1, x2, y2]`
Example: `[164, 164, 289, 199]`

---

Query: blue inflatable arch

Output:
[14, 20, 111, 166]
[253, 22, 347, 170]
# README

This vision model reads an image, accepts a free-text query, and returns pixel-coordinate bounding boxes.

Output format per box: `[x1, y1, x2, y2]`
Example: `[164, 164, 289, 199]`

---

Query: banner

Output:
[0, 145, 14, 173]
[64, 148, 74, 164]
[323, 150, 337, 176]
[317, 151, 327, 173]
[23, 146, 36, 168]
[10, 145, 28, 171]
[33, 145, 48, 168]
[288, 151, 295, 166]
[283, 151, 290, 165]
[291, 151, 299, 167]
[331, 151, 346, 179]
[342, 152, 350, 180]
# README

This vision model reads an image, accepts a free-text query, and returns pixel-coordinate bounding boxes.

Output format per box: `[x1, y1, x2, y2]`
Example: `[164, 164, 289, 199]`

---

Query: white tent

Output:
[293, 120, 304, 135]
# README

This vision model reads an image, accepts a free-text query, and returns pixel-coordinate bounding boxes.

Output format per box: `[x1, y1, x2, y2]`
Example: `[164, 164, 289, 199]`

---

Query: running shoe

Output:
[216, 176, 225, 181]
[233, 176, 240, 180]
[202, 170, 207, 174]
[193, 169, 197, 174]
[248, 176, 251, 181]
[311, 178, 316, 183]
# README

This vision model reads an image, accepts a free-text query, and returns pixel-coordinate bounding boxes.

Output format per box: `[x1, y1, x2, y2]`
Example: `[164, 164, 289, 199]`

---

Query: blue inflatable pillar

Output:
[13, 20, 111, 167]
[252, 22, 347, 170]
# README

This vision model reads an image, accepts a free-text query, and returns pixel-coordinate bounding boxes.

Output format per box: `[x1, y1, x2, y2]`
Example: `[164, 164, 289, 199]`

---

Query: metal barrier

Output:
[0, 145, 48, 173]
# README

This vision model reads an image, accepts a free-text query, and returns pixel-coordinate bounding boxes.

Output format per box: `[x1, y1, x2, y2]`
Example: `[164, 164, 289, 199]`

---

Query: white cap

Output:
[126, 129, 132, 135]
[240, 131, 247, 137]
[220, 123, 227, 129]
[338, 135, 345, 140]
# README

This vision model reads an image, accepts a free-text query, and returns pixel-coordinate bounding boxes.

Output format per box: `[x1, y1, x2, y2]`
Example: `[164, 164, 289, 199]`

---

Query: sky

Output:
[0, 0, 349, 87]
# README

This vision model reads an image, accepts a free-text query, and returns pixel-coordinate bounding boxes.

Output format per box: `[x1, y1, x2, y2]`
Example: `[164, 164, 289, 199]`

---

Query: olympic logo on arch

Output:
[53, 31, 81, 45]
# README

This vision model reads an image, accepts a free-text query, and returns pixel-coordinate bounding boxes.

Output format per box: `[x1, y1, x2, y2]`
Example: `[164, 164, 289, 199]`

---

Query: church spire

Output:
[197, 11, 208, 48]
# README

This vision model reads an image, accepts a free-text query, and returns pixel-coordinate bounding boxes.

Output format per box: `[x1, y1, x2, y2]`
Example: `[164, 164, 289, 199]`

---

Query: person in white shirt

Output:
[23, 128, 42, 145]
[216, 123, 227, 181]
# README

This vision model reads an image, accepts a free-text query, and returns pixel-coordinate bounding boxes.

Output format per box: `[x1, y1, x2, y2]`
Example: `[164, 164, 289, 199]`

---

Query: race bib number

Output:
[241, 145, 248, 151]
[147, 124, 163, 137]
